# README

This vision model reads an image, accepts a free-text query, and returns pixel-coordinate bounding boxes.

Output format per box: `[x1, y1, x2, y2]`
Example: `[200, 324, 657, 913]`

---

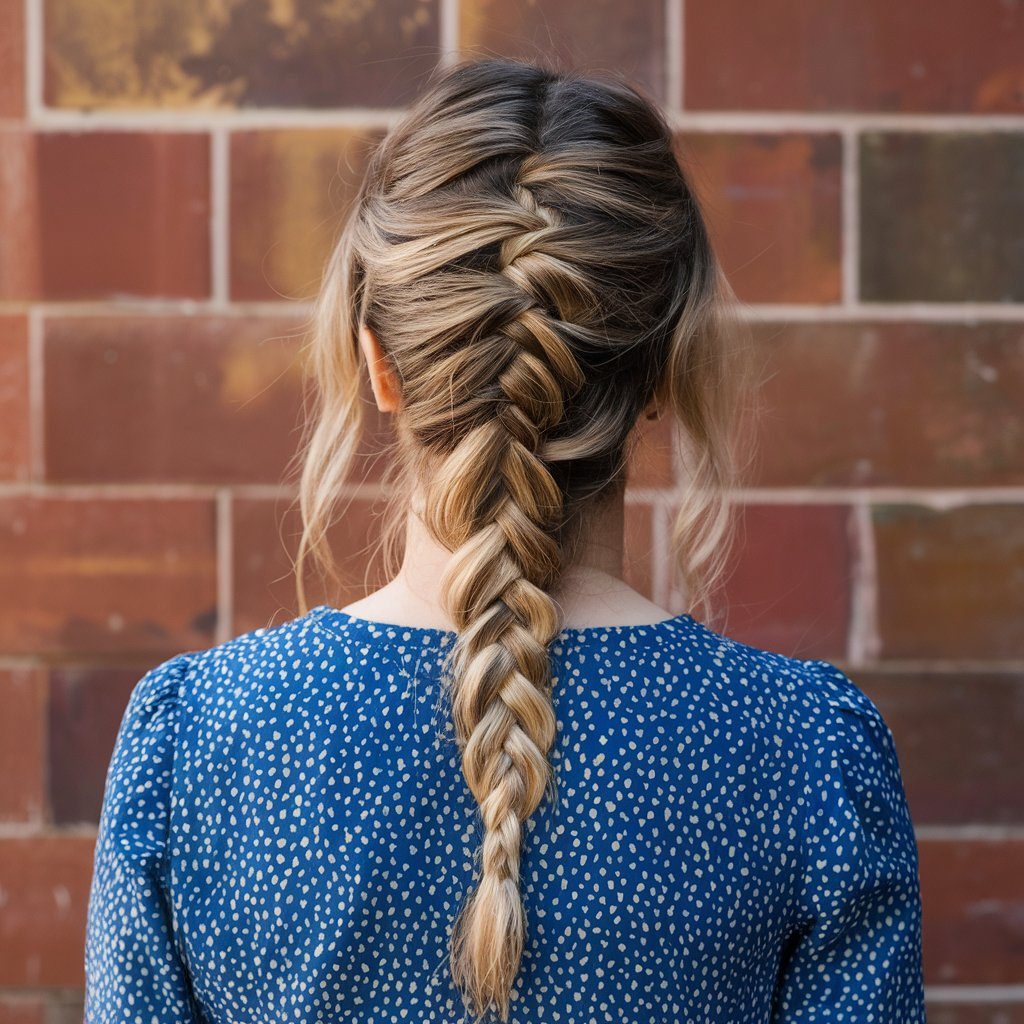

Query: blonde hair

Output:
[297, 58, 743, 1022]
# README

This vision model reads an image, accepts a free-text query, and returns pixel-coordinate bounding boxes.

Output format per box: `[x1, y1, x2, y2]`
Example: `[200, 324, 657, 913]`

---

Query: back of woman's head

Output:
[298, 57, 742, 1022]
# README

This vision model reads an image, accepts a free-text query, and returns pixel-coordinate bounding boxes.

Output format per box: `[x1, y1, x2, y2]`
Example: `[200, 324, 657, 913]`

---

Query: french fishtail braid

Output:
[418, 182, 587, 1021]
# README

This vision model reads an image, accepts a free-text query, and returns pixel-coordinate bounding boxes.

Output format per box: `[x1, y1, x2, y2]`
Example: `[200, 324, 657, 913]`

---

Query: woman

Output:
[84, 59, 925, 1023]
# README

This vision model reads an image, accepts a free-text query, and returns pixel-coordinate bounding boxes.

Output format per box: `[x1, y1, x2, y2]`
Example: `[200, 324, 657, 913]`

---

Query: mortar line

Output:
[666, 0, 684, 113]
[847, 502, 880, 666]
[26, 306, 45, 481]
[215, 489, 233, 644]
[841, 125, 859, 305]
[24, 0, 43, 122]
[210, 128, 231, 308]
[27, 108, 1024, 133]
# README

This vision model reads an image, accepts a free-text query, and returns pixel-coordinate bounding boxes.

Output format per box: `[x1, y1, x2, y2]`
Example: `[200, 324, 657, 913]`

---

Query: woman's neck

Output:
[341, 484, 671, 630]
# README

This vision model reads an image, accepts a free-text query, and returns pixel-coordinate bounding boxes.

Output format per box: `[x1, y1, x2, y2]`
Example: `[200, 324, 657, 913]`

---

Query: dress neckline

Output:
[309, 604, 697, 645]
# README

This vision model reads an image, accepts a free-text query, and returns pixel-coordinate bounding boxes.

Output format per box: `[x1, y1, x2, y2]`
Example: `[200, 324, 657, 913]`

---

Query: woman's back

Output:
[85, 605, 923, 1023]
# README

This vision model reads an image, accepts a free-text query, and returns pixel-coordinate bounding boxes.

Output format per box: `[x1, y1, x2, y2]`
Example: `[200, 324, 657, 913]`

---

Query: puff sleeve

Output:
[772, 661, 925, 1023]
[84, 654, 205, 1024]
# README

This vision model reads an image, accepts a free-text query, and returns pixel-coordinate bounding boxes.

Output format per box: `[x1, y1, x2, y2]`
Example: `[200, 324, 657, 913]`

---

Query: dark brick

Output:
[685, 1, 1024, 113]
[0, 495, 217, 656]
[0, 131, 210, 300]
[927, 1006, 1024, 1024]
[230, 129, 380, 301]
[874, 505, 1024, 660]
[0, 316, 29, 481]
[861, 133, 1024, 302]
[48, 667, 142, 825]
[858, 670, 1024, 824]
[712, 504, 852, 660]
[460, 0, 666, 101]
[0, 836, 94, 988]
[920, 839, 1024, 985]
[0, 669, 46, 823]
[44, 0, 440, 108]
[754, 322, 1024, 487]
[678, 133, 842, 303]
[44, 316, 303, 484]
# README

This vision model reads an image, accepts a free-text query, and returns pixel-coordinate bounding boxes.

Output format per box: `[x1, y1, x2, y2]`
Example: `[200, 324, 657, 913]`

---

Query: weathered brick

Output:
[44, 316, 303, 484]
[232, 495, 388, 635]
[48, 666, 142, 825]
[920, 839, 1024, 985]
[460, 0, 666, 101]
[0, 131, 210, 300]
[874, 505, 1024, 660]
[0, 668, 46, 823]
[685, 1, 1024, 113]
[857, 670, 1024, 824]
[861, 133, 1024, 302]
[0, 0, 24, 118]
[711, 504, 852, 660]
[44, 0, 440, 109]
[0, 316, 29, 481]
[754, 322, 1024, 487]
[0, 836, 94, 988]
[230, 129, 380, 301]
[0, 495, 217, 656]
[0, 996, 46, 1024]
[44, 996, 85, 1024]
[678, 133, 842, 303]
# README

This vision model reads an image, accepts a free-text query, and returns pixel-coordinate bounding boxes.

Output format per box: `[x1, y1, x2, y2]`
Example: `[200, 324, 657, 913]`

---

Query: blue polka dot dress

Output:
[84, 605, 925, 1023]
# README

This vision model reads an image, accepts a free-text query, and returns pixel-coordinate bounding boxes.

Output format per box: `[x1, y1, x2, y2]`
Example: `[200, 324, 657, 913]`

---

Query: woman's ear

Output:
[358, 324, 401, 413]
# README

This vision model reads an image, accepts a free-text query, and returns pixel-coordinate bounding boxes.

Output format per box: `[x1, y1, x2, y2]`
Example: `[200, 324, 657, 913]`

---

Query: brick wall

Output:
[1, 1, 1022, 1020]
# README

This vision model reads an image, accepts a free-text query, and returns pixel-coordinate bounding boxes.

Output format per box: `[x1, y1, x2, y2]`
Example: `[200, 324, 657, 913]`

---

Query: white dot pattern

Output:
[85, 604, 925, 1023]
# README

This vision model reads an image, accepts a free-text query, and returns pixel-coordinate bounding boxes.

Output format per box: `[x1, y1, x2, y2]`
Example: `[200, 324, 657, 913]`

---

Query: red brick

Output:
[920, 839, 1024, 985]
[753, 322, 1024, 488]
[861, 133, 1024, 303]
[857, 670, 1024, 825]
[232, 495, 388, 635]
[0, 495, 217, 656]
[0, 0, 24, 118]
[44, 316, 304, 484]
[0, 996, 46, 1024]
[48, 667, 142, 825]
[927, 1007, 1024, 1024]
[230, 129, 380, 302]
[678, 133, 842, 304]
[0, 669, 46, 823]
[685, 1, 1024, 113]
[874, 505, 1024, 661]
[0, 131, 209, 300]
[0, 316, 29, 481]
[0, 836, 94, 988]
[44, 0, 440, 109]
[710, 504, 852, 660]
[460, 0, 667, 101]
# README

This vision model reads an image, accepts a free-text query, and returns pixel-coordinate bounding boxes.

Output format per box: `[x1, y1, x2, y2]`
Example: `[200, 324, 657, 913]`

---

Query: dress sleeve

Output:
[84, 654, 205, 1024]
[772, 661, 925, 1023]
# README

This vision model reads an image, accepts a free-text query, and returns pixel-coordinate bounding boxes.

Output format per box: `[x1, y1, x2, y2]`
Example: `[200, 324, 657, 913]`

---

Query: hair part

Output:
[296, 57, 748, 1022]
